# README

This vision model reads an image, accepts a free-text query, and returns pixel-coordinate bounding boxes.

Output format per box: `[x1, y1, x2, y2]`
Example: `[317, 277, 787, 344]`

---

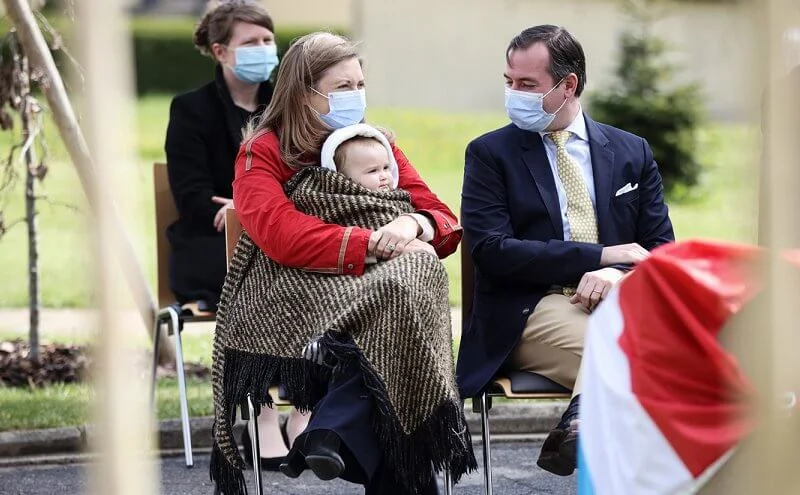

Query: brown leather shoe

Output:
[537, 395, 580, 476]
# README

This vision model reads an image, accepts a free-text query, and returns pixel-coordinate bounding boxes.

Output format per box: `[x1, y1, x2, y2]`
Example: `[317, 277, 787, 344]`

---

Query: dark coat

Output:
[164, 65, 272, 307]
[455, 115, 675, 398]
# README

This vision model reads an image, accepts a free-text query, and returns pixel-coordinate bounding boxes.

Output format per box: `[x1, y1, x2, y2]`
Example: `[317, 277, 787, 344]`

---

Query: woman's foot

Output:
[240, 406, 289, 470]
[240, 427, 285, 471]
[280, 429, 345, 481]
[285, 408, 310, 448]
[256, 406, 290, 459]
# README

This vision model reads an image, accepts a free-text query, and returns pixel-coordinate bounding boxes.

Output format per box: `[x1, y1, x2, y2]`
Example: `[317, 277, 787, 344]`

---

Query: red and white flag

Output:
[579, 240, 759, 495]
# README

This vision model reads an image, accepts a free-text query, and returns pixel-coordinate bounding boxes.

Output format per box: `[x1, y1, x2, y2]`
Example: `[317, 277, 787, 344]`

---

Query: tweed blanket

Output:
[209, 167, 476, 494]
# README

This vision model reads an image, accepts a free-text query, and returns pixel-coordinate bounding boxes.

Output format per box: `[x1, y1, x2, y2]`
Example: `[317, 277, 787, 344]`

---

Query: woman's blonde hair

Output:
[246, 32, 360, 169]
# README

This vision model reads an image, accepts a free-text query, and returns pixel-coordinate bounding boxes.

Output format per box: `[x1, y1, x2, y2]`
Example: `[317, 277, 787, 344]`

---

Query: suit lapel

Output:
[585, 115, 615, 243]
[520, 131, 563, 238]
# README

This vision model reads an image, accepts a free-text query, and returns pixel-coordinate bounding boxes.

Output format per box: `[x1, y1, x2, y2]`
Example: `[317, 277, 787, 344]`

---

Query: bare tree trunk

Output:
[2, 0, 174, 364]
[21, 71, 40, 361]
[11, 32, 41, 360]
[24, 153, 40, 359]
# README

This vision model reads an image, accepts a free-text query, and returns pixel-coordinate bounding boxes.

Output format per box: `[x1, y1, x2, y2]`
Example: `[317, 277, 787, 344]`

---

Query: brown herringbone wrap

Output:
[209, 167, 476, 494]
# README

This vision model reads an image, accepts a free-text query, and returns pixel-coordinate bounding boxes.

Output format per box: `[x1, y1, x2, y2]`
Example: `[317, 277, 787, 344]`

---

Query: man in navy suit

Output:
[456, 25, 674, 476]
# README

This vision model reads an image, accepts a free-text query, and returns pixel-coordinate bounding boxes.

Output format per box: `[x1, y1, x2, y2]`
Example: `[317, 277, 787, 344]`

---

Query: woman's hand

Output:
[212, 196, 234, 232]
[368, 215, 421, 260]
[397, 238, 436, 257]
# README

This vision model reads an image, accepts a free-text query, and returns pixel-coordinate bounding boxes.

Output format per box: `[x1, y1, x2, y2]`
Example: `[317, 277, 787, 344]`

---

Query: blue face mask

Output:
[230, 45, 278, 85]
[504, 80, 567, 132]
[311, 88, 367, 129]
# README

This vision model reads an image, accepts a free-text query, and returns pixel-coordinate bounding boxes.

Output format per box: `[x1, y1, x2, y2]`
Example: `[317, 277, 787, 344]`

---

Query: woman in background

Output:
[164, 0, 307, 470]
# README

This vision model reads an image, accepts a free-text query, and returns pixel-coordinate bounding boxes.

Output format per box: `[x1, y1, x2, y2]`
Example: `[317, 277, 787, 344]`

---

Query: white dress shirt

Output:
[538, 109, 596, 241]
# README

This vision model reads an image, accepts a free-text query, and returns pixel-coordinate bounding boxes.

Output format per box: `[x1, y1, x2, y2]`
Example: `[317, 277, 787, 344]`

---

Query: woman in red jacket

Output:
[232, 32, 462, 494]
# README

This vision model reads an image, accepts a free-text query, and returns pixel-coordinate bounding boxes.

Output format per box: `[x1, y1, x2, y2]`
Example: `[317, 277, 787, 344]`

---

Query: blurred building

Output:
[353, 0, 760, 121]
[116, 0, 765, 121]
[263, 0, 352, 27]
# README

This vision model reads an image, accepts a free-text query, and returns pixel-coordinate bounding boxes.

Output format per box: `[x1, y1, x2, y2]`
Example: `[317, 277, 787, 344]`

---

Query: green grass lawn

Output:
[0, 330, 216, 431]
[0, 95, 760, 309]
[0, 378, 213, 432]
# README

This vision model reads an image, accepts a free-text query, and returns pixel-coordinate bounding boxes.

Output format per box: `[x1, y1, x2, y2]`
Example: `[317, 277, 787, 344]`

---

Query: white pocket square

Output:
[615, 182, 639, 197]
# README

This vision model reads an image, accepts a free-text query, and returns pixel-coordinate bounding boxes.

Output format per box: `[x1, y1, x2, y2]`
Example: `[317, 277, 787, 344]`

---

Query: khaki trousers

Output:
[505, 294, 587, 398]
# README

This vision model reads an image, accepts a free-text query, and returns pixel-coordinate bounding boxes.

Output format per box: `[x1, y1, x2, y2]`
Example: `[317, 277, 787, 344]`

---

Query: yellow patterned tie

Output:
[548, 130, 598, 244]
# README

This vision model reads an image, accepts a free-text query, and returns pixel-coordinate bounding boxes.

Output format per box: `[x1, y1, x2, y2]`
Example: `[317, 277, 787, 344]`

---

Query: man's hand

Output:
[600, 243, 650, 266]
[570, 267, 626, 313]
[212, 196, 234, 232]
[368, 215, 421, 260]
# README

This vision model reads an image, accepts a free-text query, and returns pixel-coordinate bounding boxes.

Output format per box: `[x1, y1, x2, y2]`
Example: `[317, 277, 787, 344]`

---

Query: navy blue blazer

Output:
[455, 115, 675, 399]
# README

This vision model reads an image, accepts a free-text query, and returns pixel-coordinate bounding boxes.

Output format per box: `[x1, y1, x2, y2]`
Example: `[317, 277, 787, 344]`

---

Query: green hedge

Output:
[1, 16, 346, 95]
[130, 17, 347, 94]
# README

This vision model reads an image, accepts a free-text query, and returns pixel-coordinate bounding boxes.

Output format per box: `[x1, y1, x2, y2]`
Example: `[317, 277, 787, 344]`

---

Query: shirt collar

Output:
[539, 106, 588, 142]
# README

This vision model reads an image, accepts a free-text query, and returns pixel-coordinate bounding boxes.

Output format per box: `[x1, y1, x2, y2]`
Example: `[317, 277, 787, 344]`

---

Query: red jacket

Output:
[233, 130, 462, 275]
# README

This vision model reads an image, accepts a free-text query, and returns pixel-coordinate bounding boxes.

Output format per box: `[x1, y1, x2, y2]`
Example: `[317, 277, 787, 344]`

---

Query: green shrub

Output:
[587, 0, 704, 199]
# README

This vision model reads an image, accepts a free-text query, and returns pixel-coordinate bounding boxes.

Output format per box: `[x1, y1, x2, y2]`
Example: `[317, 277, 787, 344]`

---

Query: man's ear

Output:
[564, 73, 579, 98]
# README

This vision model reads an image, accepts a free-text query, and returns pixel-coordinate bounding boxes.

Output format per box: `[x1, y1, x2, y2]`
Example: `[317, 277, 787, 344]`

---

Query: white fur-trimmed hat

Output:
[320, 124, 399, 188]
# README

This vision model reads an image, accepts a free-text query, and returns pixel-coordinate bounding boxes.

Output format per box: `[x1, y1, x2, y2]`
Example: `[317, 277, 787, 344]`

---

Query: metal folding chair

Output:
[460, 245, 571, 495]
[150, 162, 217, 468]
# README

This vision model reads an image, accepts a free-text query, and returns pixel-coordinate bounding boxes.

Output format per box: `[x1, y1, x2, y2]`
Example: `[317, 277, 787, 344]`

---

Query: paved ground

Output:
[0, 440, 576, 494]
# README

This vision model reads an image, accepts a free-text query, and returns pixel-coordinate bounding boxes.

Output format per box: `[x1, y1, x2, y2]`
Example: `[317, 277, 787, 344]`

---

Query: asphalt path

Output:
[0, 439, 577, 494]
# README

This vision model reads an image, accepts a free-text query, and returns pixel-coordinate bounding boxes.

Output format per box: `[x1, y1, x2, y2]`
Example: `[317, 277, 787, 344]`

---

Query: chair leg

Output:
[443, 467, 454, 495]
[168, 307, 193, 468]
[149, 317, 161, 411]
[479, 392, 493, 495]
[247, 393, 263, 495]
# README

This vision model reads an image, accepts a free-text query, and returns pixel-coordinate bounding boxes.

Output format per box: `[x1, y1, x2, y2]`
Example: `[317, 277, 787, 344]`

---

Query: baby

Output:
[320, 124, 399, 192]
[317, 123, 434, 261]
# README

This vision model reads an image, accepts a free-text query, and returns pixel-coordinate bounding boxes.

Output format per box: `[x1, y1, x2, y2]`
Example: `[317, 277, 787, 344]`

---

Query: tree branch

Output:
[2, 142, 22, 193]
[0, 216, 25, 234]
[33, 9, 85, 90]
[33, 194, 80, 212]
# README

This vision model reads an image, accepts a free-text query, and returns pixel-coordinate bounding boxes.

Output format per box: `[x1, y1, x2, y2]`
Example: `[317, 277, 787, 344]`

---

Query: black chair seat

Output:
[493, 371, 571, 395]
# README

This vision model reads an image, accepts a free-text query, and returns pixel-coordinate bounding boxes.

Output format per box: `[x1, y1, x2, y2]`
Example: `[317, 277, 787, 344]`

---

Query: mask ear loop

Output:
[541, 77, 566, 98]
[309, 87, 329, 99]
[543, 77, 569, 116]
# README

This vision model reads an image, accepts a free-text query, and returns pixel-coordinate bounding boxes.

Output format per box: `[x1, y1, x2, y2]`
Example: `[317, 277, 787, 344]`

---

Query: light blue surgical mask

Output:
[311, 88, 367, 129]
[504, 80, 567, 132]
[229, 44, 279, 85]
